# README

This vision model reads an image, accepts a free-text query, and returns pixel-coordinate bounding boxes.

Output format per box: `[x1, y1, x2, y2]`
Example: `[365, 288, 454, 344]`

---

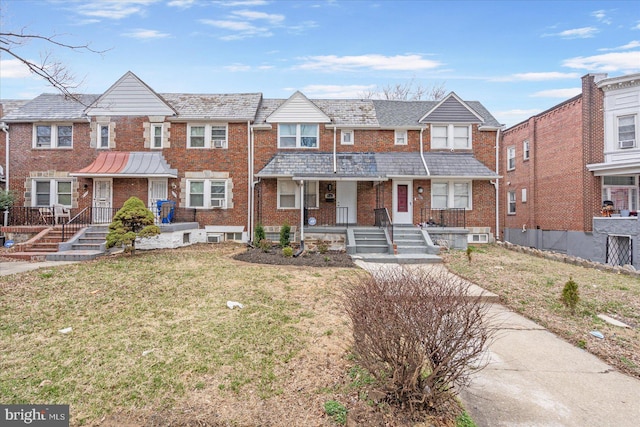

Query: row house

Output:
[1, 71, 501, 253]
[501, 72, 640, 267]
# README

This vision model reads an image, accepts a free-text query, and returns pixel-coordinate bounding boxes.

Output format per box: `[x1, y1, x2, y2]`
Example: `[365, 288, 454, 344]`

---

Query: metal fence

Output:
[420, 208, 466, 228]
[304, 207, 349, 227]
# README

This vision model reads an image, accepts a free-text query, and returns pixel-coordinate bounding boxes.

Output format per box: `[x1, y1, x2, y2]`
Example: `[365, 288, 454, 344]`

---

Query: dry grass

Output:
[443, 245, 640, 379]
[0, 244, 375, 426]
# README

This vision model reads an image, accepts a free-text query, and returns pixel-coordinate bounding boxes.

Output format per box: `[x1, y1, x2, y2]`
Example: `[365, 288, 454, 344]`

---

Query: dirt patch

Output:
[233, 246, 356, 268]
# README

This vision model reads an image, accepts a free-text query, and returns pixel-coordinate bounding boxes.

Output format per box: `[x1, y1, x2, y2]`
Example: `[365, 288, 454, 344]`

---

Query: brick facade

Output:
[500, 74, 604, 236]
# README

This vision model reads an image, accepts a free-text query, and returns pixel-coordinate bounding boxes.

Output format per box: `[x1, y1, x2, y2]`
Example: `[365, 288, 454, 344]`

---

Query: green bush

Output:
[254, 223, 266, 243]
[0, 189, 15, 211]
[279, 222, 291, 247]
[317, 240, 329, 254]
[282, 246, 294, 257]
[106, 196, 160, 255]
[561, 277, 579, 314]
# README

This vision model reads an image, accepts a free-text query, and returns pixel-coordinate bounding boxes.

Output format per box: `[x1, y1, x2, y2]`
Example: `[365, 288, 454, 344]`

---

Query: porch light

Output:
[417, 186, 424, 194]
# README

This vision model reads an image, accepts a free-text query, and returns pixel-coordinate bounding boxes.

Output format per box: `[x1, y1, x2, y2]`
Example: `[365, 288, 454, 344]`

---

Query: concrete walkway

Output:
[0, 260, 79, 276]
[356, 261, 640, 427]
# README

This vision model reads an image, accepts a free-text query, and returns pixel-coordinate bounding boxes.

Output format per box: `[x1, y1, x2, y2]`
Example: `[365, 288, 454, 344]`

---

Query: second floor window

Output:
[618, 115, 636, 149]
[98, 124, 110, 149]
[151, 124, 164, 149]
[188, 124, 228, 149]
[507, 147, 516, 171]
[34, 124, 73, 148]
[523, 140, 530, 160]
[395, 130, 407, 145]
[278, 124, 318, 148]
[431, 124, 472, 149]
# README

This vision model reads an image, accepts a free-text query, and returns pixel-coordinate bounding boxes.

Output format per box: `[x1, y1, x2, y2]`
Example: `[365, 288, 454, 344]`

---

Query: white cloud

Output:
[545, 27, 599, 39]
[299, 84, 377, 98]
[168, 0, 196, 7]
[215, 1, 268, 6]
[591, 10, 612, 25]
[563, 51, 640, 73]
[599, 40, 640, 51]
[635, 21, 640, 30]
[492, 72, 580, 82]
[531, 88, 582, 98]
[296, 54, 442, 72]
[122, 29, 171, 39]
[231, 10, 285, 24]
[0, 59, 33, 78]
[200, 18, 273, 39]
[224, 64, 252, 72]
[75, 0, 159, 20]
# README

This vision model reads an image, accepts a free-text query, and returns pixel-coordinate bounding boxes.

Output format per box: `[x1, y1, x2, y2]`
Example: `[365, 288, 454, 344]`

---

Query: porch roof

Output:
[70, 152, 178, 178]
[256, 152, 498, 180]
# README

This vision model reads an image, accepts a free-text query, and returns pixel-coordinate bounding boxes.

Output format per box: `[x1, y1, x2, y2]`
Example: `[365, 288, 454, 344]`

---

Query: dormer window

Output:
[431, 124, 472, 149]
[278, 124, 318, 148]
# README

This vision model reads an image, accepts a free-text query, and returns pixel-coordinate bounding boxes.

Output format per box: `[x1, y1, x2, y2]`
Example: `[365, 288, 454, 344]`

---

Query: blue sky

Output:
[1, 0, 639, 127]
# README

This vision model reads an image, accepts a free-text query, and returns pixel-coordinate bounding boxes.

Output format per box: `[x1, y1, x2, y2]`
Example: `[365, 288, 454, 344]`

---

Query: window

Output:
[618, 115, 636, 149]
[278, 124, 318, 148]
[431, 124, 472, 149]
[33, 124, 73, 148]
[277, 180, 319, 209]
[151, 124, 164, 149]
[395, 130, 407, 145]
[508, 191, 516, 214]
[33, 179, 73, 207]
[431, 181, 472, 209]
[188, 124, 228, 149]
[602, 175, 638, 211]
[341, 130, 354, 145]
[187, 179, 227, 208]
[507, 146, 516, 171]
[523, 140, 530, 160]
[98, 124, 110, 149]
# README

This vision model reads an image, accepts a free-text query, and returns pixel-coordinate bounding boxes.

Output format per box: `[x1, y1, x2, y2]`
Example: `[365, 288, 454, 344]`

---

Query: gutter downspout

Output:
[333, 126, 337, 173]
[1, 123, 9, 228]
[419, 127, 430, 176]
[248, 121, 253, 242]
[294, 179, 305, 256]
[491, 127, 502, 240]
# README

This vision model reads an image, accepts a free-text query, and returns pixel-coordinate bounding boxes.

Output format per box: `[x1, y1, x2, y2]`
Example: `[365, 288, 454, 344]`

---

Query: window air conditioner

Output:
[213, 140, 226, 148]
[619, 140, 635, 149]
[211, 199, 225, 208]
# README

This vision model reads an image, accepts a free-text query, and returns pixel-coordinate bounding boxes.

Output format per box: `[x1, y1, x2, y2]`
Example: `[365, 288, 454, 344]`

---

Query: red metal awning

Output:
[71, 152, 177, 178]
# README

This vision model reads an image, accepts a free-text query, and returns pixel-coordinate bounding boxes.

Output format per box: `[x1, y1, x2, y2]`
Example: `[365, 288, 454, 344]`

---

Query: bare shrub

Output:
[344, 266, 493, 415]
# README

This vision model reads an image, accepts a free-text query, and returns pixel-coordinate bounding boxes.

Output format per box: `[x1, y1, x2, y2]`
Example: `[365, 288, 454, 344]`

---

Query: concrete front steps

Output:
[47, 226, 108, 261]
[350, 226, 442, 264]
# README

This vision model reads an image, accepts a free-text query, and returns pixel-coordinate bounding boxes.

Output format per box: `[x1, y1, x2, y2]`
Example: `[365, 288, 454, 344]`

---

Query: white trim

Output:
[187, 123, 228, 149]
[394, 129, 408, 145]
[186, 178, 228, 209]
[341, 129, 354, 145]
[430, 124, 472, 149]
[32, 123, 73, 149]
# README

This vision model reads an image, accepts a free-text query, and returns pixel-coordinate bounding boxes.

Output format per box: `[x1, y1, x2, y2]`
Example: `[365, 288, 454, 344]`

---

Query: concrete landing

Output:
[350, 253, 442, 264]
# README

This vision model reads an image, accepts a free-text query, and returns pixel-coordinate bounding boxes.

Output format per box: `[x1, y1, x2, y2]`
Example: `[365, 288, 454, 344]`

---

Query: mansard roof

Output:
[256, 152, 499, 180]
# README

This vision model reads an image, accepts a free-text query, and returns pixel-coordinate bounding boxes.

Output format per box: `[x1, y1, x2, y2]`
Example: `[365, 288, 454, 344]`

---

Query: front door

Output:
[93, 179, 113, 223]
[148, 179, 168, 220]
[336, 181, 357, 225]
[393, 181, 413, 224]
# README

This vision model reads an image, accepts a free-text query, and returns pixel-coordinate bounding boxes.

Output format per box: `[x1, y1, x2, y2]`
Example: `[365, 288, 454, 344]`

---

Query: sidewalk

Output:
[0, 260, 79, 276]
[356, 261, 640, 427]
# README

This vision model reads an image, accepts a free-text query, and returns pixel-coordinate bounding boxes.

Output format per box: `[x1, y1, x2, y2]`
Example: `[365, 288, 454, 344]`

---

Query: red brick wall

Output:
[500, 75, 604, 234]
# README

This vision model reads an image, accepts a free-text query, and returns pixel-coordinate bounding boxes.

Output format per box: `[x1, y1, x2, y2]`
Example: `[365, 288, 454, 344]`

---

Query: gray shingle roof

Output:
[1, 99, 29, 118]
[1, 94, 98, 121]
[161, 93, 262, 121]
[257, 151, 498, 179]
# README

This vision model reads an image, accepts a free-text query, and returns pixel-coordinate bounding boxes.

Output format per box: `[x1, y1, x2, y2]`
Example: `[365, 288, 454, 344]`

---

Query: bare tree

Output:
[361, 78, 447, 101]
[0, 29, 106, 102]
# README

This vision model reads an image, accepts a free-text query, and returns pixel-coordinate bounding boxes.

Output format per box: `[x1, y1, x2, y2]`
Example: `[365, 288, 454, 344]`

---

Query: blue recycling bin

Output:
[157, 200, 175, 224]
